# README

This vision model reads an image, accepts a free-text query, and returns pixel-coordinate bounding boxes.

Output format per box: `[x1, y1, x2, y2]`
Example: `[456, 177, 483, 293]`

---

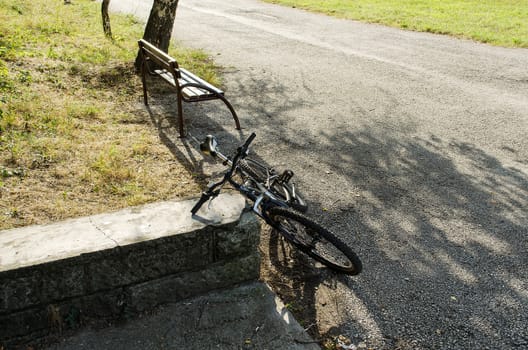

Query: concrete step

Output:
[46, 282, 320, 350]
[0, 193, 261, 348]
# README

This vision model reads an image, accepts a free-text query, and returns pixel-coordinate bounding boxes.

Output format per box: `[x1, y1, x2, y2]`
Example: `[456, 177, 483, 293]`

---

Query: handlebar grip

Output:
[237, 133, 256, 159]
[191, 193, 210, 215]
[243, 133, 257, 149]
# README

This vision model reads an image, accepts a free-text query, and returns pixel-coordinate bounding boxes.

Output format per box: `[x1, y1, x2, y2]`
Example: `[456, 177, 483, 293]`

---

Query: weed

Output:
[0, 60, 13, 91]
[1, 167, 24, 178]
[9, 207, 21, 218]
[17, 70, 32, 84]
[5, 141, 22, 165]
[90, 145, 132, 182]
[66, 103, 101, 120]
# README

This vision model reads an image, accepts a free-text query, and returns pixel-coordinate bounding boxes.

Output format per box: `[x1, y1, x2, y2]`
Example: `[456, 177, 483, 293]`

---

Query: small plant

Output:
[6, 141, 22, 165]
[66, 103, 101, 120]
[9, 207, 21, 218]
[90, 145, 133, 183]
[1, 167, 24, 178]
[0, 61, 13, 91]
[17, 70, 32, 84]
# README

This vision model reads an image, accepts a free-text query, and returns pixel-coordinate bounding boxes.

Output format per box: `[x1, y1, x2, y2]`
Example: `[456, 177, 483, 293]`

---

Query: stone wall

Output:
[0, 194, 260, 348]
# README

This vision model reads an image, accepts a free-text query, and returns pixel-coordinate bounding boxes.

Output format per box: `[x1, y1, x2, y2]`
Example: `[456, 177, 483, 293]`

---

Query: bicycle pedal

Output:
[279, 169, 294, 184]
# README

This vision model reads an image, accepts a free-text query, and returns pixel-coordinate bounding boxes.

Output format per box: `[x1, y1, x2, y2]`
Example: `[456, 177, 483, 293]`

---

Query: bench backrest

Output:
[138, 39, 181, 78]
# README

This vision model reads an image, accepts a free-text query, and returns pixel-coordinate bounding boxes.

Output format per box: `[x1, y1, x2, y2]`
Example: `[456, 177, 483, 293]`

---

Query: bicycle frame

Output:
[191, 133, 363, 275]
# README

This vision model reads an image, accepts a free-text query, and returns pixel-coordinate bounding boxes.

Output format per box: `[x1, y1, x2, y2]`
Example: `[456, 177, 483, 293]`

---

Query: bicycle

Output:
[191, 133, 362, 275]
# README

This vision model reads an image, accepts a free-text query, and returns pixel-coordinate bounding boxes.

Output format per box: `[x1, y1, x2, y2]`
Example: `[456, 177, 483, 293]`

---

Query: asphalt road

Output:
[111, 1, 528, 349]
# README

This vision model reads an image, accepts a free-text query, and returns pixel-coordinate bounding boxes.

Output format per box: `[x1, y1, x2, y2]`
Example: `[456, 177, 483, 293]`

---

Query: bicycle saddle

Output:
[200, 135, 218, 157]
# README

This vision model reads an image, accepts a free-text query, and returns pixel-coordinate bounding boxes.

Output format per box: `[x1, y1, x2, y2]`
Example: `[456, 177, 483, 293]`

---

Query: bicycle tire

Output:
[239, 159, 308, 212]
[265, 206, 362, 275]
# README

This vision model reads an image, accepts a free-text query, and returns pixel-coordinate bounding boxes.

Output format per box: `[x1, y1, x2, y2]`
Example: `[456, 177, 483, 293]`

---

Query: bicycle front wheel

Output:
[265, 207, 362, 275]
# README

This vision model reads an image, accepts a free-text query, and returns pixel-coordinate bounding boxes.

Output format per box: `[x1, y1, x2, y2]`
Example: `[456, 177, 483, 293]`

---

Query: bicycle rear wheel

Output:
[239, 159, 308, 212]
[265, 206, 362, 275]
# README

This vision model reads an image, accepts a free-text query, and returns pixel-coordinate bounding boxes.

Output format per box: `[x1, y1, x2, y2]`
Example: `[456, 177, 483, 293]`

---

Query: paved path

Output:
[112, 1, 528, 349]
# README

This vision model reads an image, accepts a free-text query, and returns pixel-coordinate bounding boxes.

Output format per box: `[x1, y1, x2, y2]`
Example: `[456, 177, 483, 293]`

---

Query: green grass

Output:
[264, 0, 528, 48]
[0, 0, 217, 229]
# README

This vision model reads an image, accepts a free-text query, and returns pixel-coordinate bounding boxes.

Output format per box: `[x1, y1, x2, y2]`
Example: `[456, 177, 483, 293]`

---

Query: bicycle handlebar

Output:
[241, 133, 256, 152]
[191, 133, 257, 215]
[230, 132, 256, 169]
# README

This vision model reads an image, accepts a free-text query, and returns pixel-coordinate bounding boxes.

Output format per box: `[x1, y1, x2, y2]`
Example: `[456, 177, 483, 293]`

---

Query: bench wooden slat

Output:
[153, 69, 218, 100]
[144, 52, 173, 73]
[154, 69, 176, 85]
[180, 68, 224, 95]
[182, 86, 204, 100]
[139, 40, 178, 70]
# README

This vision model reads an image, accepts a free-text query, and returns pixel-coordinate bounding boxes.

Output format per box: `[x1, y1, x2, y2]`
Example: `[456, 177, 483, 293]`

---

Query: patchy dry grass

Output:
[0, 0, 218, 229]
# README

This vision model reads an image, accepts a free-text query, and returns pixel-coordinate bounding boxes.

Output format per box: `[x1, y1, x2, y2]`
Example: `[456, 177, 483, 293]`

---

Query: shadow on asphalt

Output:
[278, 127, 527, 348]
[141, 73, 527, 349]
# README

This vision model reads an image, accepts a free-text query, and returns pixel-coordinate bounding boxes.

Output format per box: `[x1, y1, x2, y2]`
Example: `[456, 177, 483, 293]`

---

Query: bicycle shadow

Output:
[259, 225, 351, 345]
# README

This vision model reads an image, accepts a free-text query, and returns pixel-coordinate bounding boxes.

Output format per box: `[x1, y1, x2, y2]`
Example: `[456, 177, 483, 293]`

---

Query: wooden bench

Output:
[138, 39, 241, 137]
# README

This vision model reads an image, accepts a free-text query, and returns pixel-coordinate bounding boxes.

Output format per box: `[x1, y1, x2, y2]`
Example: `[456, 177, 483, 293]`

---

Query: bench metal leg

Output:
[217, 94, 241, 130]
[140, 57, 149, 106]
[177, 89, 185, 138]
[180, 83, 241, 131]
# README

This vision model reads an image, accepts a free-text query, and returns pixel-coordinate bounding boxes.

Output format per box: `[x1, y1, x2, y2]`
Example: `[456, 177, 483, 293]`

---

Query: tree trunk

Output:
[134, 0, 180, 71]
[102, 0, 112, 39]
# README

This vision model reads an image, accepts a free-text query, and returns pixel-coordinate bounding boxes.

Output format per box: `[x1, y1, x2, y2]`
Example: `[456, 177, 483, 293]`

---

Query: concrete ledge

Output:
[0, 193, 260, 347]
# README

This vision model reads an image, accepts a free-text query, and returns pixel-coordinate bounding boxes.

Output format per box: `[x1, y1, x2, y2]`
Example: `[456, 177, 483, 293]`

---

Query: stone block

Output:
[0, 259, 87, 313]
[125, 253, 260, 314]
[84, 229, 214, 293]
[215, 212, 261, 259]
